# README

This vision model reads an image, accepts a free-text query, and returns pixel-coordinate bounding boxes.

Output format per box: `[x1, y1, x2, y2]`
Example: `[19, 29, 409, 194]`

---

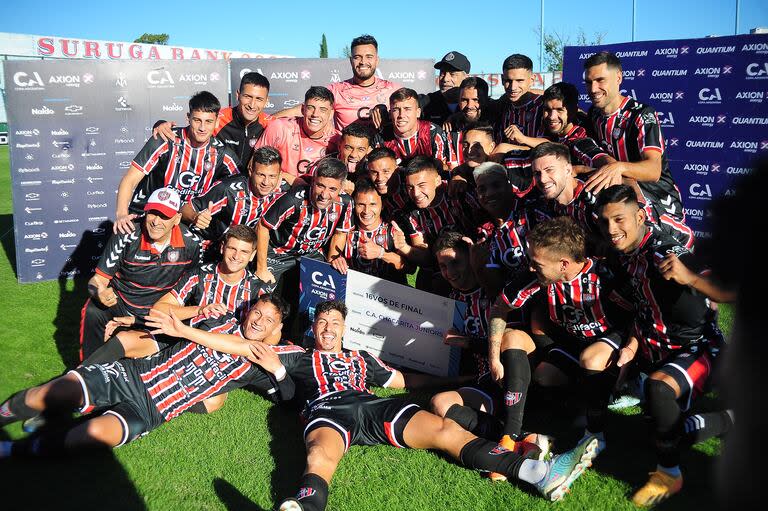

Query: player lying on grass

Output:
[0, 295, 299, 456]
[275, 300, 600, 511]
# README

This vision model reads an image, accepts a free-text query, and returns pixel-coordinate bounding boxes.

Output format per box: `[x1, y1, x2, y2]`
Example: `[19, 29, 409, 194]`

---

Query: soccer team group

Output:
[0, 35, 735, 509]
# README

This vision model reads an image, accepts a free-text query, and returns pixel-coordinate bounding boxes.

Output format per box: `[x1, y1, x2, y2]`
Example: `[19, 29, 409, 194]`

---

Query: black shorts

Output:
[303, 392, 421, 452]
[540, 327, 622, 379]
[457, 372, 504, 415]
[645, 348, 713, 412]
[70, 361, 164, 446]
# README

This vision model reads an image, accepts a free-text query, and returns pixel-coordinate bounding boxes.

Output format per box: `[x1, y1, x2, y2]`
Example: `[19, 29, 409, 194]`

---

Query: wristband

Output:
[273, 365, 287, 381]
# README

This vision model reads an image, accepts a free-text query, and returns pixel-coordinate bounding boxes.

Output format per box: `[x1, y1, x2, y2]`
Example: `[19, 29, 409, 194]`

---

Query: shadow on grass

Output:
[0, 213, 16, 276]
[53, 222, 112, 368]
[0, 450, 146, 510]
[266, 402, 307, 504]
[213, 478, 269, 511]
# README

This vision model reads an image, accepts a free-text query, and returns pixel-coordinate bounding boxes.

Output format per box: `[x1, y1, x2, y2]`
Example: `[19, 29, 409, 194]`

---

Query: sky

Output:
[1, 0, 767, 74]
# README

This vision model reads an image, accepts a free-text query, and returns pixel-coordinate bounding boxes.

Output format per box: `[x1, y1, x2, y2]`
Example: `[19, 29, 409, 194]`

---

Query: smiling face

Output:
[438, 68, 467, 93]
[250, 161, 281, 197]
[242, 300, 283, 343]
[502, 68, 533, 104]
[367, 157, 398, 195]
[542, 98, 570, 137]
[436, 247, 474, 291]
[533, 154, 572, 202]
[220, 236, 256, 274]
[187, 110, 217, 146]
[339, 135, 371, 173]
[475, 172, 513, 218]
[462, 128, 495, 168]
[236, 84, 269, 124]
[144, 210, 180, 243]
[598, 200, 646, 253]
[311, 176, 343, 210]
[353, 190, 382, 231]
[390, 97, 420, 138]
[313, 309, 345, 352]
[458, 87, 482, 122]
[585, 63, 622, 112]
[350, 43, 379, 83]
[302, 97, 333, 137]
[404, 169, 441, 209]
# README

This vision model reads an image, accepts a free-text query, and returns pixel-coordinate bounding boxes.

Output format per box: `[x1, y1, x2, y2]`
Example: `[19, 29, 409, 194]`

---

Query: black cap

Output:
[434, 51, 470, 73]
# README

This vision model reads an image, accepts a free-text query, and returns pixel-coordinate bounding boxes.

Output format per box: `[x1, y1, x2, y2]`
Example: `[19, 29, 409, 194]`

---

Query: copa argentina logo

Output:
[746, 62, 768, 79]
[146, 70, 175, 87]
[688, 183, 713, 200]
[698, 88, 722, 104]
[13, 71, 45, 90]
[657, 112, 675, 128]
[310, 270, 337, 300]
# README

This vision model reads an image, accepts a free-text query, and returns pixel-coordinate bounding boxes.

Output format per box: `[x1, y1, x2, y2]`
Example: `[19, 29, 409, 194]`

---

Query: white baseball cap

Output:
[144, 187, 181, 217]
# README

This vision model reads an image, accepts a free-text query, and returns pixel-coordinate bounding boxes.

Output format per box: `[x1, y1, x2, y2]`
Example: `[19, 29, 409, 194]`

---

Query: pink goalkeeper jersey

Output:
[327, 77, 400, 130]
[255, 116, 341, 178]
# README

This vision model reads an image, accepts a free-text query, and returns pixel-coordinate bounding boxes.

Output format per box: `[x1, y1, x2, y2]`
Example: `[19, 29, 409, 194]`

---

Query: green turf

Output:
[0, 144, 732, 510]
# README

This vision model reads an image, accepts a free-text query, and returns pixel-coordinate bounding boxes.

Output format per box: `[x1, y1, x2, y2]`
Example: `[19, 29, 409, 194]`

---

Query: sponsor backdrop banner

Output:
[4, 59, 228, 282]
[563, 34, 768, 241]
[299, 257, 464, 377]
[229, 59, 435, 116]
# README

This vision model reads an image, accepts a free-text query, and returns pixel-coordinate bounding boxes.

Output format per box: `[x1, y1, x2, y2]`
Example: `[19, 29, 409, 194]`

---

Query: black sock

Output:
[445, 404, 503, 440]
[81, 335, 126, 366]
[0, 390, 37, 426]
[501, 349, 530, 438]
[645, 379, 683, 468]
[11, 426, 71, 458]
[584, 367, 618, 434]
[682, 410, 734, 446]
[187, 402, 208, 414]
[286, 473, 329, 511]
[459, 437, 526, 480]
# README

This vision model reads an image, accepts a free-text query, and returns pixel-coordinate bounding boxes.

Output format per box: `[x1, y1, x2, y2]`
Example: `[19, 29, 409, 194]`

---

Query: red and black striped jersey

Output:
[585, 97, 684, 223]
[612, 226, 712, 360]
[548, 124, 609, 166]
[377, 171, 410, 221]
[280, 348, 397, 406]
[171, 263, 268, 334]
[446, 129, 465, 169]
[190, 174, 290, 241]
[129, 127, 239, 215]
[261, 185, 353, 257]
[501, 149, 535, 198]
[136, 342, 304, 421]
[486, 209, 531, 278]
[214, 106, 271, 172]
[342, 221, 400, 278]
[495, 92, 546, 141]
[449, 286, 491, 375]
[95, 223, 202, 317]
[501, 258, 630, 341]
[400, 185, 483, 244]
[523, 179, 599, 235]
[380, 120, 451, 166]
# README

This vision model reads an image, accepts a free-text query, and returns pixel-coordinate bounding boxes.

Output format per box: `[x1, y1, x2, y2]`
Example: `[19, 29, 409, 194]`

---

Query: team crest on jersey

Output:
[582, 293, 595, 304]
[612, 127, 623, 139]
[167, 250, 180, 262]
[328, 211, 338, 222]
[375, 233, 386, 245]
[249, 138, 257, 147]
[204, 160, 213, 171]
[505, 391, 523, 406]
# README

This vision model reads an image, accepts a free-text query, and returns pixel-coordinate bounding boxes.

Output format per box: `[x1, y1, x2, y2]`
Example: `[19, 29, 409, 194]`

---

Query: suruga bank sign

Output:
[0, 31, 291, 60]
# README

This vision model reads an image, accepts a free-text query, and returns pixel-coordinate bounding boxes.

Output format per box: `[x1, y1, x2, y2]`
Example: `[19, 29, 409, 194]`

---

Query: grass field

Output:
[0, 144, 730, 510]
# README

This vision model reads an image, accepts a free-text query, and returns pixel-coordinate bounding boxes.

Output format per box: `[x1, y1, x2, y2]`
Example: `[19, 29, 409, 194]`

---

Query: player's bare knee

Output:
[84, 418, 123, 447]
[430, 391, 460, 417]
[306, 443, 340, 472]
[647, 372, 681, 398]
[500, 329, 535, 353]
[580, 352, 608, 372]
[203, 393, 228, 414]
[533, 363, 568, 387]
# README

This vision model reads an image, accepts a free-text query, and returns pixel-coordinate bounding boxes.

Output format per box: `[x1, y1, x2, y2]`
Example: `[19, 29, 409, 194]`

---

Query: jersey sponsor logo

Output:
[746, 62, 768, 78]
[178, 171, 203, 188]
[13, 71, 45, 90]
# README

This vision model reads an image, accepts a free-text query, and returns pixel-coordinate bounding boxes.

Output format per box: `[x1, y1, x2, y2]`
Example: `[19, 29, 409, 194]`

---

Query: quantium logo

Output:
[697, 45, 736, 54]
[731, 117, 768, 125]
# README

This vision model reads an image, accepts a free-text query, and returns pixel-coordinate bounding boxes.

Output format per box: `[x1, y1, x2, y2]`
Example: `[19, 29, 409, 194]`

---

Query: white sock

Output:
[518, 459, 548, 485]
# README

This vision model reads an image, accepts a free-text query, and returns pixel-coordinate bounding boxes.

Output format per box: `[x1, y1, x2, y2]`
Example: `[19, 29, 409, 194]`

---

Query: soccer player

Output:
[275, 35, 400, 131]
[365, 147, 409, 218]
[596, 185, 732, 507]
[578, 52, 692, 247]
[491, 217, 632, 458]
[254, 158, 352, 325]
[80, 188, 202, 361]
[394, 156, 483, 291]
[333, 122, 375, 194]
[84, 225, 268, 366]
[419, 51, 471, 125]
[444, 77, 491, 169]
[152, 72, 273, 172]
[494, 54, 545, 142]
[274, 300, 600, 510]
[0, 295, 298, 456]
[327, 178, 408, 284]
[380, 88, 451, 168]
[255, 86, 341, 181]
[526, 142, 600, 237]
[180, 146, 289, 243]
[113, 91, 239, 234]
